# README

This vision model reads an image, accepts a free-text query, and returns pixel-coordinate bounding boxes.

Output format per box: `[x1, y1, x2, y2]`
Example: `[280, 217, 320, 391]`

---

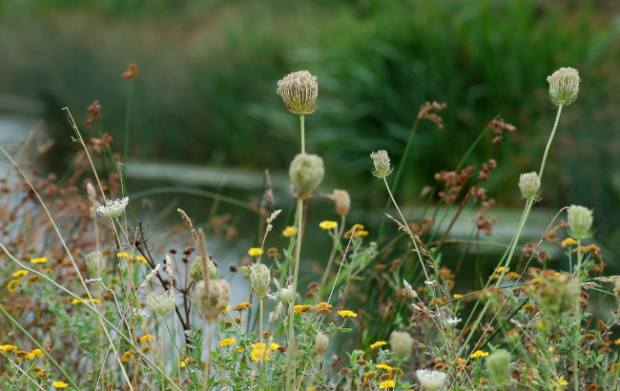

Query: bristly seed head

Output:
[518, 172, 541, 199]
[546, 67, 580, 106]
[370, 150, 393, 179]
[85, 251, 106, 280]
[277, 71, 319, 115]
[192, 279, 231, 323]
[567, 205, 594, 240]
[289, 153, 325, 199]
[249, 263, 271, 299]
[146, 291, 176, 316]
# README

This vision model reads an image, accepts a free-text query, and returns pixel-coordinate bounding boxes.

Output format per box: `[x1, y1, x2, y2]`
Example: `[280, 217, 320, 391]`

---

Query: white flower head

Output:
[424, 280, 436, 286]
[416, 369, 447, 391]
[445, 316, 462, 326]
[146, 291, 176, 316]
[267, 278, 294, 303]
[96, 197, 129, 218]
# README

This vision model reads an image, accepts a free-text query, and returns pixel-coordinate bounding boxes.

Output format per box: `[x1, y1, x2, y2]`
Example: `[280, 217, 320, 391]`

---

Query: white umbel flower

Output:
[146, 292, 176, 316]
[96, 197, 129, 218]
[445, 316, 462, 326]
[416, 369, 447, 391]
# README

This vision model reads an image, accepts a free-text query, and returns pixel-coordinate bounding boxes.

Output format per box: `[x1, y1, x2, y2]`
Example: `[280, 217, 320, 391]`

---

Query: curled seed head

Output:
[276, 71, 319, 115]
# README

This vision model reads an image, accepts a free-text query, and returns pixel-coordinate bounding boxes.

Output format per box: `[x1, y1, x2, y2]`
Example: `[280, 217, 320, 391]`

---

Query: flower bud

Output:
[370, 150, 393, 179]
[315, 332, 329, 355]
[485, 349, 511, 385]
[189, 256, 218, 282]
[547, 67, 580, 106]
[289, 153, 324, 199]
[327, 189, 351, 216]
[85, 251, 106, 280]
[240, 266, 250, 279]
[276, 71, 319, 115]
[192, 279, 231, 322]
[389, 331, 413, 360]
[567, 205, 594, 239]
[249, 263, 270, 299]
[146, 292, 176, 316]
[518, 172, 540, 199]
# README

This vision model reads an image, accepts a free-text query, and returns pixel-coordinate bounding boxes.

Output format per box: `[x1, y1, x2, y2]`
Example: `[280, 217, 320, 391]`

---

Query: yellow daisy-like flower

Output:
[344, 224, 365, 238]
[355, 230, 369, 238]
[72, 298, 101, 305]
[250, 343, 270, 362]
[614, 338, 620, 345]
[307, 387, 316, 391]
[376, 364, 392, 371]
[23, 352, 37, 361]
[470, 350, 489, 359]
[294, 305, 312, 315]
[52, 381, 69, 388]
[136, 256, 148, 263]
[316, 302, 333, 309]
[452, 294, 463, 299]
[117, 252, 132, 259]
[319, 221, 338, 230]
[7, 279, 20, 293]
[561, 238, 578, 247]
[496, 266, 508, 273]
[248, 248, 263, 256]
[30, 349, 44, 358]
[550, 376, 569, 388]
[13, 270, 28, 278]
[219, 338, 236, 347]
[0, 345, 18, 354]
[370, 341, 387, 349]
[282, 226, 298, 237]
[379, 380, 395, 389]
[30, 257, 48, 264]
[270, 343, 280, 350]
[232, 302, 252, 311]
[337, 310, 357, 318]
[363, 371, 377, 382]
[139, 335, 156, 344]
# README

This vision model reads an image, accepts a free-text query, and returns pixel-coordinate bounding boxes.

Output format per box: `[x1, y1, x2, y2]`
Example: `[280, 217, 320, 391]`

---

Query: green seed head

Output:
[518, 172, 541, 199]
[249, 263, 271, 299]
[547, 67, 580, 106]
[485, 349, 511, 385]
[567, 205, 594, 239]
[289, 153, 325, 199]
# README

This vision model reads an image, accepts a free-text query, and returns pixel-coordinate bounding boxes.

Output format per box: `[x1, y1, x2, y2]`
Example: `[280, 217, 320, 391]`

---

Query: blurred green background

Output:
[1, 0, 620, 251]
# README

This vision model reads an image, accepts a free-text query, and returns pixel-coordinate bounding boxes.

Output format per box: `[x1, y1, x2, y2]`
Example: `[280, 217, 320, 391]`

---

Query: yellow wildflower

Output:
[294, 305, 312, 314]
[270, 343, 280, 350]
[316, 302, 333, 309]
[13, 270, 28, 278]
[453, 294, 463, 299]
[52, 381, 69, 388]
[376, 363, 392, 371]
[307, 387, 316, 391]
[136, 256, 148, 263]
[363, 371, 377, 382]
[30, 257, 48, 264]
[615, 338, 620, 345]
[232, 302, 252, 311]
[219, 338, 236, 347]
[319, 221, 338, 230]
[7, 279, 20, 293]
[550, 376, 569, 388]
[250, 343, 270, 362]
[30, 349, 44, 358]
[0, 345, 18, 354]
[344, 224, 365, 238]
[248, 248, 263, 256]
[379, 380, 395, 389]
[23, 353, 37, 361]
[72, 298, 101, 305]
[370, 341, 387, 349]
[224, 305, 231, 312]
[337, 310, 357, 318]
[282, 226, 298, 237]
[355, 230, 369, 237]
[470, 350, 489, 359]
[561, 238, 577, 247]
[139, 335, 156, 344]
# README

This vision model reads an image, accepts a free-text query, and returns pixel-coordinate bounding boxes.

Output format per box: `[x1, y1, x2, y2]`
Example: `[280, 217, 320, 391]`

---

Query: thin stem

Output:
[539, 104, 563, 181]
[259, 298, 265, 389]
[287, 198, 304, 391]
[320, 215, 346, 294]
[162, 315, 166, 391]
[203, 323, 213, 391]
[300, 115, 305, 154]
[123, 80, 133, 186]
[574, 238, 582, 391]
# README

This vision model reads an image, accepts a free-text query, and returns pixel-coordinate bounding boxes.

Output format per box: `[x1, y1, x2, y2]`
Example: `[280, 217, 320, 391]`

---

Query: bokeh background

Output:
[1, 0, 620, 253]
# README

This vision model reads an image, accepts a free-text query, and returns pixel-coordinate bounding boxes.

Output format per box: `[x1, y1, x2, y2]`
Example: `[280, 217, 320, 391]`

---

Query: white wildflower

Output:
[416, 369, 447, 391]
[95, 197, 129, 218]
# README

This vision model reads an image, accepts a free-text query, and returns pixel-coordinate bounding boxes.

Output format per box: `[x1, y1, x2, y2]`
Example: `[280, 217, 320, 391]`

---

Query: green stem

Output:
[300, 115, 305, 154]
[123, 80, 133, 184]
[320, 215, 346, 294]
[259, 298, 265, 390]
[539, 104, 563, 181]
[574, 238, 582, 391]
[287, 198, 304, 391]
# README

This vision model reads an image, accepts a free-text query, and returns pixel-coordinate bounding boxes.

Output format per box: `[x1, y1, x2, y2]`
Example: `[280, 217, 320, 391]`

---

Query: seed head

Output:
[192, 279, 231, 323]
[547, 67, 580, 106]
[370, 150, 393, 179]
[85, 251, 106, 280]
[416, 369, 447, 391]
[326, 189, 351, 216]
[289, 153, 325, 199]
[485, 349, 511, 385]
[95, 197, 129, 218]
[268, 278, 295, 303]
[276, 71, 319, 115]
[189, 256, 218, 282]
[146, 292, 176, 316]
[518, 172, 541, 199]
[567, 205, 594, 239]
[315, 332, 329, 355]
[389, 331, 413, 360]
[249, 263, 271, 299]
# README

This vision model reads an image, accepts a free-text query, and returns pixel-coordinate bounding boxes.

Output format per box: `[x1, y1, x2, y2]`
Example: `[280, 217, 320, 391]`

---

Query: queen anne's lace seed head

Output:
[547, 67, 580, 106]
[277, 71, 319, 115]
[567, 205, 594, 239]
[370, 150, 393, 179]
[389, 331, 413, 360]
[146, 292, 176, 316]
[249, 263, 271, 299]
[190, 256, 218, 282]
[315, 332, 329, 355]
[485, 349, 511, 385]
[416, 369, 447, 391]
[518, 172, 541, 199]
[289, 153, 325, 199]
[268, 278, 294, 303]
[96, 197, 129, 218]
[85, 251, 106, 280]
[192, 279, 231, 323]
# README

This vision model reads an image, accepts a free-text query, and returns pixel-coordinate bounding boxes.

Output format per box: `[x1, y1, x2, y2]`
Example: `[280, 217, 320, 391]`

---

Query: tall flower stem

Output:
[259, 298, 265, 389]
[123, 79, 133, 183]
[287, 198, 304, 391]
[538, 104, 563, 181]
[203, 323, 213, 391]
[300, 115, 305, 154]
[320, 214, 346, 294]
[574, 238, 583, 391]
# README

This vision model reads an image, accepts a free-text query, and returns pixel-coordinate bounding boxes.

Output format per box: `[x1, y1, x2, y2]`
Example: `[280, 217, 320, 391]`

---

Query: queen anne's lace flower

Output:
[146, 292, 176, 316]
[416, 369, 447, 391]
[96, 197, 129, 218]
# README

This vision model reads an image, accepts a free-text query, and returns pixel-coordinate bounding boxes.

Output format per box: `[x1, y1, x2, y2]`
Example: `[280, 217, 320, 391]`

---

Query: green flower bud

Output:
[485, 349, 511, 385]
[518, 172, 540, 199]
[190, 256, 218, 282]
[146, 292, 176, 316]
[249, 263, 271, 299]
[389, 331, 413, 360]
[567, 205, 594, 239]
[85, 250, 106, 280]
[370, 150, 393, 179]
[240, 266, 250, 279]
[547, 67, 580, 106]
[289, 153, 324, 199]
[192, 279, 230, 323]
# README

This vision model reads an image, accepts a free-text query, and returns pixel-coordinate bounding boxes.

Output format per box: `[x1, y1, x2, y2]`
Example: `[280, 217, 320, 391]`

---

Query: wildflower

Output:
[550, 376, 569, 388]
[249, 263, 271, 299]
[337, 310, 357, 318]
[7, 279, 20, 293]
[319, 221, 338, 230]
[567, 205, 594, 239]
[415, 369, 447, 391]
[190, 256, 218, 282]
[72, 298, 101, 305]
[561, 238, 578, 247]
[282, 226, 298, 237]
[248, 248, 263, 257]
[0, 345, 18, 354]
[96, 197, 129, 218]
[219, 338, 236, 347]
[316, 302, 333, 309]
[250, 342, 270, 362]
[370, 150, 393, 179]
[121, 350, 134, 363]
[326, 189, 351, 216]
[344, 224, 366, 239]
[270, 343, 280, 350]
[139, 335, 155, 344]
[379, 380, 395, 389]
[13, 270, 28, 278]
[364, 371, 377, 382]
[390, 368, 403, 378]
[518, 172, 540, 199]
[268, 279, 295, 303]
[122, 63, 138, 80]
[615, 338, 620, 345]
[232, 302, 253, 311]
[424, 280, 435, 286]
[470, 350, 489, 359]
[497, 267, 507, 273]
[547, 67, 580, 106]
[389, 331, 413, 360]
[85, 251, 106, 280]
[485, 349, 511, 385]
[376, 364, 392, 371]
[315, 332, 329, 355]
[31, 349, 44, 358]
[453, 294, 463, 299]
[192, 279, 231, 322]
[52, 381, 69, 388]
[370, 341, 387, 349]
[294, 305, 312, 314]
[445, 316, 462, 326]
[146, 292, 176, 316]
[276, 70, 319, 115]
[30, 257, 48, 264]
[289, 153, 325, 199]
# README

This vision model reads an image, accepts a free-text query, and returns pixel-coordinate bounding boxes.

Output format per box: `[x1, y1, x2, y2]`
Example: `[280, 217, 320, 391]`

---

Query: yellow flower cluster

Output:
[379, 380, 395, 389]
[470, 350, 489, 359]
[249, 342, 280, 362]
[370, 341, 387, 349]
[117, 252, 147, 263]
[282, 226, 298, 237]
[319, 221, 338, 230]
[337, 310, 357, 318]
[30, 257, 48, 264]
[219, 338, 236, 347]
[248, 248, 263, 256]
